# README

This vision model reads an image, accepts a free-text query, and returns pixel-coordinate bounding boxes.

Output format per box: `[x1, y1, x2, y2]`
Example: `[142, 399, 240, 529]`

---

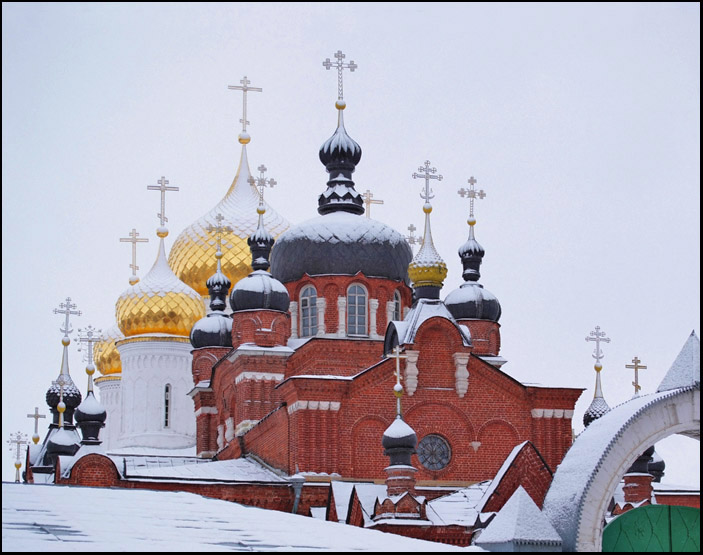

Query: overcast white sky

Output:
[2, 3, 699, 486]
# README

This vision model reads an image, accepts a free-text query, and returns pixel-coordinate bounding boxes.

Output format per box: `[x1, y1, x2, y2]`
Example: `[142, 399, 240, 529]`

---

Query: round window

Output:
[417, 434, 451, 471]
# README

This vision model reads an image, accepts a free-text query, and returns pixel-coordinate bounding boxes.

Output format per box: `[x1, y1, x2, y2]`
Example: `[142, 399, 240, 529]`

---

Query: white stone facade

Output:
[95, 377, 122, 450]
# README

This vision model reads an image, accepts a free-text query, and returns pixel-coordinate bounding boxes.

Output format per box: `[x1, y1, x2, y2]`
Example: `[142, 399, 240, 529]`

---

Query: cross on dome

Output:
[362, 189, 384, 219]
[119, 228, 149, 284]
[76, 325, 102, 393]
[26, 407, 45, 445]
[147, 176, 179, 229]
[53, 297, 81, 339]
[625, 356, 647, 396]
[206, 212, 234, 267]
[388, 346, 408, 417]
[228, 75, 262, 138]
[323, 50, 357, 106]
[586, 325, 611, 365]
[412, 160, 442, 204]
[458, 175, 486, 223]
[248, 164, 277, 205]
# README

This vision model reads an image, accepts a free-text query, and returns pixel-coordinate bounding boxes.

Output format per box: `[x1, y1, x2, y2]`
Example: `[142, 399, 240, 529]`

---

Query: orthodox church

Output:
[23, 54, 698, 550]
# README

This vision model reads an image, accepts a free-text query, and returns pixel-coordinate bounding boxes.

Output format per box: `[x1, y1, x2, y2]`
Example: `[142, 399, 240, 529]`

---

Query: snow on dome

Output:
[271, 211, 412, 284]
[383, 416, 417, 439]
[230, 269, 290, 313]
[116, 237, 205, 337]
[657, 331, 700, 392]
[76, 392, 107, 417]
[445, 282, 501, 322]
[476, 486, 562, 546]
[49, 427, 80, 447]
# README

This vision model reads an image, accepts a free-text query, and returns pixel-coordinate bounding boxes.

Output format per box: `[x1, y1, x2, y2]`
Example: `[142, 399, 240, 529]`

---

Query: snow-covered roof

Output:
[391, 298, 471, 347]
[657, 331, 700, 392]
[118, 456, 287, 483]
[426, 481, 492, 526]
[2, 482, 470, 552]
[475, 486, 562, 546]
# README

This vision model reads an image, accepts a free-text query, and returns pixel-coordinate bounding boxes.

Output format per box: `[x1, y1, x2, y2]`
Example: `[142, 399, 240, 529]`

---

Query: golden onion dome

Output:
[168, 145, 290, 296]
[116, 235, 206, 337]
[93, 324, 124, 376]
[407, 203, 448, 289]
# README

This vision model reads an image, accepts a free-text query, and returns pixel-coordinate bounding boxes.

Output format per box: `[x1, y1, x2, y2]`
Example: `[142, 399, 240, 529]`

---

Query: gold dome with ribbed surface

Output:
[93, 324, 124, 376]
[168, 146, 290, 295]
[117, 236, 206, 337]
[407, 205, 448, 289]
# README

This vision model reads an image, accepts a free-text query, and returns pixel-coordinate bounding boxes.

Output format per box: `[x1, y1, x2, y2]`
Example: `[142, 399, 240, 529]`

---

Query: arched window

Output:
[347, 284, 368, 336]
[393, 290, 402, 321]
[164, 384, 171, 428]
[300, 286, 318, 337]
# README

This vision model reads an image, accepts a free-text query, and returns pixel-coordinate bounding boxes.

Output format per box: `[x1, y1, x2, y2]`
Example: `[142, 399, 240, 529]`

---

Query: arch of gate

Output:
[543, 386, 700, 552]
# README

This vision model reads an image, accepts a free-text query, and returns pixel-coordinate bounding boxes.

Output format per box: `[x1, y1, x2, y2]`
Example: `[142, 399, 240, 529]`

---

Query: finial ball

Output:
[468, 217, 477, 226]
[215, 250, 223, 260]
[57, 401, 66, 413]
[157, 226, 169, 238]
[423, 203, 433, 214]
[238, 132, 251, 144]
[62, 337, 70, 346]
[335, 99, 346, 110]
[32, 433, 40, 444]
[86, 363, 96, 376]
[129, 276, 139, 285]
[594, 362, 603, 372]
[14, 461, 21, 470]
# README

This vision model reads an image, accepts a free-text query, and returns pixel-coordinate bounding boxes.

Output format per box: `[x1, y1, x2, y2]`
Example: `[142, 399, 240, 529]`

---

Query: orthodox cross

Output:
[205, 213, 233, 258]
[361, 189, 384, 219]
[323, 50, 357, 102]
[585, 326, 611, 365]
[457, 176, 486, 222]
[53, 297, 81, 338]
[119, 228, 149, 284]
[412, 160, 442, 203]
[7, 431, 28, 482]
[26, 407, 46, 445]
[387, 346, 408, 417]
[248, 164, 277, 204]
[147, 176, 179, 227]
[77, 325, 102, 393]
[405, 223, 420, 247]
[228, 76, 262, 134]
[625, 356, 647, 396]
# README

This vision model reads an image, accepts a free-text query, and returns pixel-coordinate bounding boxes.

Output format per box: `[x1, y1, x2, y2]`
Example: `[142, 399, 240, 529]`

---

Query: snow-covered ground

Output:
[2, 482, 484, 552]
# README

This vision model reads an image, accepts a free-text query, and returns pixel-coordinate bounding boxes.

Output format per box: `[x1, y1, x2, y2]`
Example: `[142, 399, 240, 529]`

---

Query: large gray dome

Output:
[270, 211, 412, 284]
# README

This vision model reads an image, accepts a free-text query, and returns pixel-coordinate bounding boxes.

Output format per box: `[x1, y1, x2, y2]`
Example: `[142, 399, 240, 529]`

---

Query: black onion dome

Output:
[583, 396, 610, 427]
[382, 416, 417, 467]
[648, 449, 666, 482]
[75, 391, 107, 424]
[190, 312, 233, 348]
[190, 265, 234, 348]
[230, 270, 290, 312]
[270, 212, 413, 284]
[46, 377, 82, 411]
[445, 283, 502, 322]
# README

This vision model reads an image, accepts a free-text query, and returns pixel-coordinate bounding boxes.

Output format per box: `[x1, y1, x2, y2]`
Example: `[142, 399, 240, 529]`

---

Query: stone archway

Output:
[543, 386, 699, 551]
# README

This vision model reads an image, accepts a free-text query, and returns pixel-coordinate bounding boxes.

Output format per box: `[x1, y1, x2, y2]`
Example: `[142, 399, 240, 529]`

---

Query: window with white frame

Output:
[347, 284, 368, 336]
[164, 383, 171, 428]
[300, 286, 318, 337]
[393, 290, 402, 321]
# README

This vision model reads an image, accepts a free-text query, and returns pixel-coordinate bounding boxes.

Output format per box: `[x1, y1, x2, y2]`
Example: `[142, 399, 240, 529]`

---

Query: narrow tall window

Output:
[300, 286, 318, 337]
[393, 290, 402, 321]
[347, 284, 368, 336]
[164, 384, 171, 428]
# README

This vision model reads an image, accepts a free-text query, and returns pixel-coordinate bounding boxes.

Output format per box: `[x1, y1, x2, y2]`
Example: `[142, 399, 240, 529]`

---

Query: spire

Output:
[583, 326, 611, 427]
[407, 160, 447, 299]
[205, 213, 233, 311]
[75, 324, 107, 445]
[318, 50, 364, 216]
[457, 176, 487, 282]
[247, 165, 276, 270]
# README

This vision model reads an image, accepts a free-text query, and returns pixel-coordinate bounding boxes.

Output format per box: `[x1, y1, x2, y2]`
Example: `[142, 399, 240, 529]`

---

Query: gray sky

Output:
[2, 3, 699, 485]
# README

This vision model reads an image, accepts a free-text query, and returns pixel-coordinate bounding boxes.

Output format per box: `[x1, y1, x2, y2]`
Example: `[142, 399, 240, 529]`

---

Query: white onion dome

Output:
[116, 235, 205, 337]
[168, 146, 290, 295]
[270, 110, 412, 283]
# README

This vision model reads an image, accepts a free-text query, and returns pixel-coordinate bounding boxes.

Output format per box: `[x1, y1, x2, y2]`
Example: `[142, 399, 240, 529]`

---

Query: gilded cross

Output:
[361, 189, 384, 219]
[147, 176, 179, 227]
[387, 346, 408, 417]
[458, 176, 486, 221]
[53, 297, 81, 337]
[205, 213, 233, 257]
[247, 164, 277, 204]
[412, 160, 442, 203]
[119, 228, 149, 283]
[625, 356, 647, 396]
[228, 76, 262, 133]
[322, 50, 357, 102]
[26, 407, 46, 444]
[585, 326, 611, 364]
